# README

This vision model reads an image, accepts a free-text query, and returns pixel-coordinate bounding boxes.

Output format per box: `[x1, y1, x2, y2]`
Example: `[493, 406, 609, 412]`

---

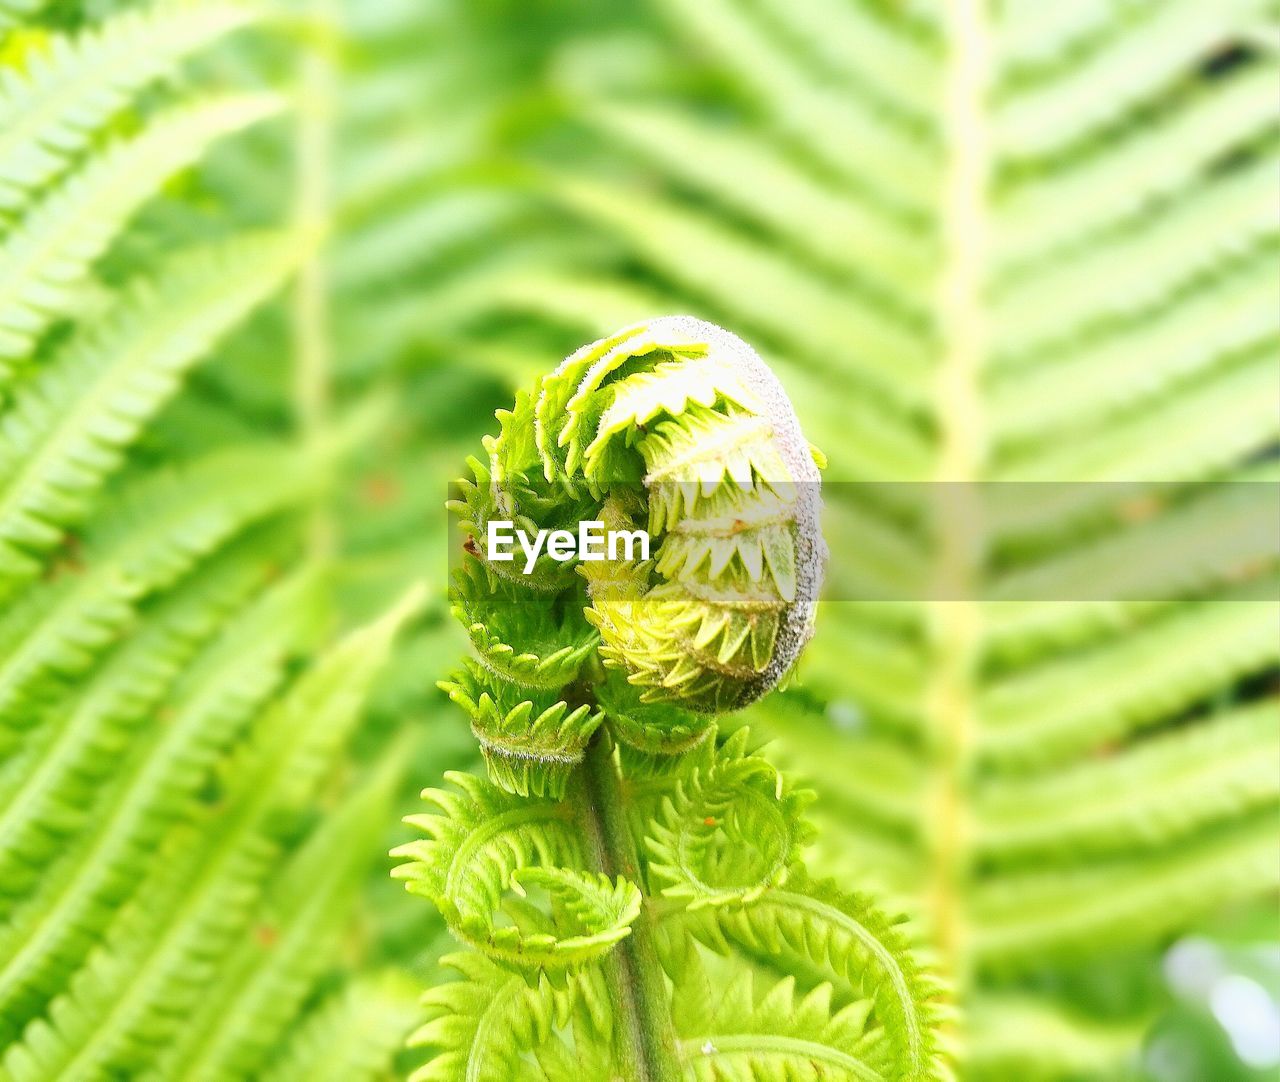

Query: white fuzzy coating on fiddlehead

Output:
[451, 315, 826, 769]
[563, 315, 827, 713]
[647, 315, 826, 707]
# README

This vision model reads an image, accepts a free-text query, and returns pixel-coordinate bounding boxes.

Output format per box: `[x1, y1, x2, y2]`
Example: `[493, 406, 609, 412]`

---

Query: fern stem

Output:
[291, 0, 337, 560]
[924, 0, 992, 1009]
[576, 730, 682, 1082]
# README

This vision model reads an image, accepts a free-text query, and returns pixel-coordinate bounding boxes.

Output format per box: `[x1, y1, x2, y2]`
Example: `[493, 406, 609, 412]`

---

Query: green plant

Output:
[392, 317, 948, 1082]
[4, 0, 1275, 1077]
[0, 1, 462, 1077]
[411, 1, 1280, 1076]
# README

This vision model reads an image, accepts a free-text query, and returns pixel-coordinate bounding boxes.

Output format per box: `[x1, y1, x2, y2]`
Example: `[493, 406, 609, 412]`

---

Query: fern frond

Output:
[0, 0, 258, 216]
[546, 176, 931, 411]
[972, 810, 1280, 968]
[439, 659, 604, 800]
[966, 996, 1146, 1081]
[978, 698, 1280, 861]
[993, 150, 1278, 358]
[452, 561, 599, 690]
[397, 321, 945, 1080]
[458, 316, 827, 724]
[675, 956, 884, 1082]
[462, 2, 1279, 1076]
[998, 0, 1144, 71]
[1000, 65, 1277, 269]
[333, 188, 524, 294]
[0, 540, 283, 910]
[998, 343, 1279, 482]
[581, 100, 931, 305]
[750, 703, 923, 844]
[1, 588, 421, 1081]
[794, 620, 925, 733]
[679, 873, 948, 1082]
[260, 975, 422, 1082]
[154, 744, 408, 1082]
[0, 92, 281, 377]
[407, 951, 585, 1082]
[0, 443, 309, 731]
[991, 248, 1279, 443]
[749, 0, 937, 123]
[0, 233, 302, 586]
[652, 0, 934, 220]
[443, 559, 603, 797]
[645, 727, 815, 908]
[596, 668, 715, 759]
[0, 560, 318, 1032]
[392, 772, 638, 971]
[475, 271, 935, 482]
[996, 0, 1274, 159]
[986, 465, 1280, 625]
[980, 595, 1280, 765]
[0, 4, 567, 1080]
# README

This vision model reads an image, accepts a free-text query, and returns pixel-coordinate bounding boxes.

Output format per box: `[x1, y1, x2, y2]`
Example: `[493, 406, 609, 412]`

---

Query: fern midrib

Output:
[435, 801, 573, 915]
[292, 0, 338, 562]
[465, 975, 525, 1082]
[769, 889, 924, 1069]
[577, 730, 682, 1082]
[686, 1033, 885, 1081]
[922, 0, 992, 1008]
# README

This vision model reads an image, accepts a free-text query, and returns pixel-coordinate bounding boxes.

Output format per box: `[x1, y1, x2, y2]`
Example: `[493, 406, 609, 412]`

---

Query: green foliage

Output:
[0, 233, 301, 585]
[402, 1, 1279, 1077]
[0, 1, 462, 1077]
[0, 93, 282, 377]
[0, 0, 258, 217]
[3, 0, 1276, 1079]
[393, 321, 947, 1081]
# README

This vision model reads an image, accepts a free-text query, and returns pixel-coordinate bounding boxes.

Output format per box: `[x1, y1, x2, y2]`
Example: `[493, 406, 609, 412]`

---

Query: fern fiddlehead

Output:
[394, 317, 947, 1081]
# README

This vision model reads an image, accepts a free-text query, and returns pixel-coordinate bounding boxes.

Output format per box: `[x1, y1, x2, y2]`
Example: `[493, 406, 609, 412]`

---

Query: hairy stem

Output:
[576, 731, 682, 1082]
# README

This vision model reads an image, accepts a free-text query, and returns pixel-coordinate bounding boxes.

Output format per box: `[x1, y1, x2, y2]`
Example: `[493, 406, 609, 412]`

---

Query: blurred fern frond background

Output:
[0, 0, 1276, 1080]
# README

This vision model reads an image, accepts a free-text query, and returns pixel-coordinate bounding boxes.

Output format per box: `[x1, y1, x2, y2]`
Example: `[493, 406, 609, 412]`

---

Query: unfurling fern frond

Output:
[407, 951, 593, 1082]
[395, 320, 947, 1082]
[435, 3, 1280, 1076]
[666, 933, 897, 1082]
[645, 727, 815, 908]
[467, 315, 824, 716]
